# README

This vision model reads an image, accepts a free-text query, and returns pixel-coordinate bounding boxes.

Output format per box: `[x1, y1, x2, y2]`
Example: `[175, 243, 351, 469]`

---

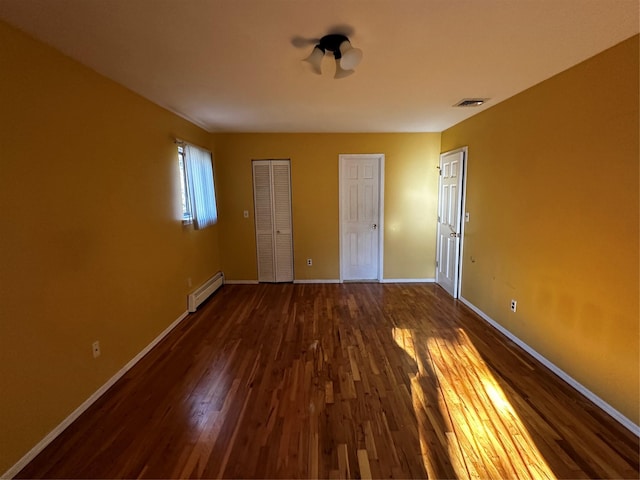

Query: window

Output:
[177, 146, 191, 222]
[178, 142, 218, 229]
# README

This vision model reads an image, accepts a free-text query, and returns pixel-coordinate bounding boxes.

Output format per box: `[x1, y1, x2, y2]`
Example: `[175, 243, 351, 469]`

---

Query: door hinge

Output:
[435, 260, 439, 267]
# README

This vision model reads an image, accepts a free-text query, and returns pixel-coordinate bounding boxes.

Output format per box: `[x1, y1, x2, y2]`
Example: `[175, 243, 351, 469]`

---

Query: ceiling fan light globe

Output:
[303, 46, 324, 74]
[338, 42, 363, 70]
[334, 58, 355, 79]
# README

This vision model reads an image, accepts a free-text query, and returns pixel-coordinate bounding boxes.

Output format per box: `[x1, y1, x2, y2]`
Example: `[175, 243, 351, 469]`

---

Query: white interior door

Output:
[253, 160, 293, 282]
[436, 149, 466, 297]
[340, 154, 383, 281]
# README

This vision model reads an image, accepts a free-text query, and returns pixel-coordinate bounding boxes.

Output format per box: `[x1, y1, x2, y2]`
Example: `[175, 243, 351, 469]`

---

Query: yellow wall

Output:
[0, 21, 221, 473]
[2, 13, 636, 477]
[441, 35, 639, 424]
[213, 133, 441, 281]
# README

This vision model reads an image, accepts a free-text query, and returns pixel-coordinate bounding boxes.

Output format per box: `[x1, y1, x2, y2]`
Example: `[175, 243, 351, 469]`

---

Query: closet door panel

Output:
[272, 161, 293, 282]
[253, 160, 293, 283]
[253, 161, 275, 282]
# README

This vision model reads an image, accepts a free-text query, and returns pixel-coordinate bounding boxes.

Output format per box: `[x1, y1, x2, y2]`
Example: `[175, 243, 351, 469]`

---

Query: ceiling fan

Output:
[293, 26, 363, 79]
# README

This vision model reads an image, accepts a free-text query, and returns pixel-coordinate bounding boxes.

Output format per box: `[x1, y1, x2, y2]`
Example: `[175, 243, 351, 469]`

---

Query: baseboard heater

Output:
[188, 271, 224, 312]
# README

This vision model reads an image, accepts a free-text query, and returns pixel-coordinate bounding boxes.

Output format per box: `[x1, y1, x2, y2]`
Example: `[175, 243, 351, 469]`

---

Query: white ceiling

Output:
[1, 0, 638, 133]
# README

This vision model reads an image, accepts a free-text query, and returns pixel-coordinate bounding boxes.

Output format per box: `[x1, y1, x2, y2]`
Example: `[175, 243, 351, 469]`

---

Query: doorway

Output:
[339, 154, 384, 282]
[435, 148, 467, 298]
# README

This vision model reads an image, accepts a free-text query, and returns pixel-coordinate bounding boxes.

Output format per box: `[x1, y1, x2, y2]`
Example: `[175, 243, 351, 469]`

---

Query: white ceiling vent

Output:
[454, 98, 489, 107]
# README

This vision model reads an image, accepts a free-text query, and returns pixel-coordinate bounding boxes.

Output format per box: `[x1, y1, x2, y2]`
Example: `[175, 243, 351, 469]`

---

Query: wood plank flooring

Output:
[16, 283, 639, 479]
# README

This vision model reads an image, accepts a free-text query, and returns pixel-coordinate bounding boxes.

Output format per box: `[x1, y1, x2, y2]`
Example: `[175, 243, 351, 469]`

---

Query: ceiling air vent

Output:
[454, 98, 488, 107]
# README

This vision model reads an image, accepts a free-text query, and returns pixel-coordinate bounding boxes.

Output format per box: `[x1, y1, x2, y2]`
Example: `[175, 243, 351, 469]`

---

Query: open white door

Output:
[339, 154, 384, 282]
[436, 149, 466, 297]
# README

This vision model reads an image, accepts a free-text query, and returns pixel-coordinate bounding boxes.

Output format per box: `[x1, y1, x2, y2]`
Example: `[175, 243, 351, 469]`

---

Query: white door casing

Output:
[253, 160, 293, 282]
[339, 154, 384, 281]
[436, 149, 466, 297]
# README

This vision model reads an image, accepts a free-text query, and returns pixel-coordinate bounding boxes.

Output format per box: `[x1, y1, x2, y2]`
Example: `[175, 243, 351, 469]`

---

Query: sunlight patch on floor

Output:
[393, 326, 556, 479]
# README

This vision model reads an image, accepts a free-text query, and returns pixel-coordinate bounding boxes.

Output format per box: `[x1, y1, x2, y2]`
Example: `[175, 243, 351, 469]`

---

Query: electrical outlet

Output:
[243, 210, 249, 218]
[92, 341, 101, 358]
[306, 258, 312, 266]
[510, 299, 517, 313]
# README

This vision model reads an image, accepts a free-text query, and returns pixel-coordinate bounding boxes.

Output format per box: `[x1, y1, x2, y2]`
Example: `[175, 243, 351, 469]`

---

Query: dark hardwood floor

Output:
[16, 283, 639, 479]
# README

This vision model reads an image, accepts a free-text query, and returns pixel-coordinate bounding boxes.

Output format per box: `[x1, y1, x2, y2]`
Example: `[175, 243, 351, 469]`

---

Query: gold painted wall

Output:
[441, 36, 639, 424]
[213, 133, 441, 281]
[0, 21, 221, 473]
[3, 11, 635, 476]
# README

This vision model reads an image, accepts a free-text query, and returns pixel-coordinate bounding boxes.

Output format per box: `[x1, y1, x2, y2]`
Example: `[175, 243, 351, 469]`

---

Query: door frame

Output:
[339, 154, 385, 283]
[435, 147, 468, 298]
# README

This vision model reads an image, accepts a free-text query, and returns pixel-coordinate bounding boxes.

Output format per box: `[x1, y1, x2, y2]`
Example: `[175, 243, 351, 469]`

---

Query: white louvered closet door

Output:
[252, 160, 293, 282]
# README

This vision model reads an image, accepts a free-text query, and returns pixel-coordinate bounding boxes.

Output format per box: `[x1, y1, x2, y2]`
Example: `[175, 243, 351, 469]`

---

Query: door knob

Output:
[372, 224, 377, 230]
[449, 232, 460, 238]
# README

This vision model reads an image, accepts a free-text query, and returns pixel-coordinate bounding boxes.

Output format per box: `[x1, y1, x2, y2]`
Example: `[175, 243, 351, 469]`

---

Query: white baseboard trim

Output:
[2, 310, 190, 480]
[381, 278, 435, 283]
[225, 279, 435, 285]
[293, 279, 341, 284]
[459, 296, 640, 437]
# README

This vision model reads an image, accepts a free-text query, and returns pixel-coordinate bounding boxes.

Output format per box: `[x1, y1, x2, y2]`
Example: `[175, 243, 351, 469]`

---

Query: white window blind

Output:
[183, 143, 218, 230]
